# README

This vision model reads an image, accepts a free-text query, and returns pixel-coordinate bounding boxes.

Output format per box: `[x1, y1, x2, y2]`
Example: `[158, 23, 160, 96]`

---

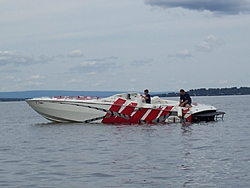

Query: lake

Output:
[0, 95, 250, 187]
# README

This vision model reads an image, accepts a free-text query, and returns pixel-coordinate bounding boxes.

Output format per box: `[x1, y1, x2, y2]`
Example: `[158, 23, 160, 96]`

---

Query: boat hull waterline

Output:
[26, 92, 225, 124]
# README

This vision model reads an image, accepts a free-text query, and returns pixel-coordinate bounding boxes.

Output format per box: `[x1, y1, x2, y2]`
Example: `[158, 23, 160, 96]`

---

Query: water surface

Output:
[0, 95, 250, 187]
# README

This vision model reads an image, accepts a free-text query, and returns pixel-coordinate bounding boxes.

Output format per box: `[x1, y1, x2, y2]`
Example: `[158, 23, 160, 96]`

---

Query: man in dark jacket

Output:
[179, 89, 192, 108]
[141, 89, 151, 104]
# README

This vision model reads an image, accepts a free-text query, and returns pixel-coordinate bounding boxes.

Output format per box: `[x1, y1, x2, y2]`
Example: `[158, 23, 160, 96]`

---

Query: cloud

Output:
[91, 80, 105, 87]
[0, 51, 53, 66]
[68, 79, 83, 83]
[219, 80, 228, 84]
[55, 54, 65, 58]
[92, 82, 102, 87]
[87, 56, 119, 62]
[34, 54, 53, 63]
[0, 51, 33, 66]
[69, 59, 117, 74]
[144, 0, 250, 15]
[68, 57, 119, 74]
[67, 50, 84, 58]
[87, 72, 97, 75]
[28, 74, 45, 80]
[29, 74, 41, 79]
[131, 59, 153, 66]
[195, 35, 225, 53]
[23, 81, 45, 87]
[168, 49, 192, 58]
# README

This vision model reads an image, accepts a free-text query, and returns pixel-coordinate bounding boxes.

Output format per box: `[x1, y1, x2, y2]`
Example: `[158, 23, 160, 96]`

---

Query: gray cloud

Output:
[69, 56, 119, 74]
[87, 56, 119, 62]
[0, 51, 53, 66]
[55, 54, 65, 58]
[131, 59, 153, 66]
[145, 0, 250, 14]
[0, 51, 33, 66]
[69, 59, 118, 74]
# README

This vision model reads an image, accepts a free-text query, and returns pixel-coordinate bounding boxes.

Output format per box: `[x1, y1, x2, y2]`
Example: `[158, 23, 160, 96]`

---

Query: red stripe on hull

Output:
[183, 109, 192, 122]
[102, 98, 126, 123]
[155, 106, 173, 123]
[128, 108, 148, 123]
[144, 108, 161, 123]
[113, 102, 137, 123]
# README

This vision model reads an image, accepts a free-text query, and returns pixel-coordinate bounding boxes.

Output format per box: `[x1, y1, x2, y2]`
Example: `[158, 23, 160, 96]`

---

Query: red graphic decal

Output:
[128, 108, 148, 123]
[183, 109, 192, 122]
[155, 106, 173, 123]
[144, 108, 161, 123]
[186, 115, 192, 122]
[113, 102, 137, 123]
[161, 106, 173, 114]
[102, 98, 126, 123]
[183, 109, 189, 114]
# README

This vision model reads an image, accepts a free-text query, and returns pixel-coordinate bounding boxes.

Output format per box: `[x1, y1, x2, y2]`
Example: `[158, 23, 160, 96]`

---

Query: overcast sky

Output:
[1, 0, 250, 92]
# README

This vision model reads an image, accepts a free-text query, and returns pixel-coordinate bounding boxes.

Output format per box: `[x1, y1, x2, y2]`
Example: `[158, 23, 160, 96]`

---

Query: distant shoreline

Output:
[1, 94, 249, 102]
[157, 87, 250, 97]
[1, 86, 250, 102]
[155, 93, 250, 97]
[0, 98, 28, 102]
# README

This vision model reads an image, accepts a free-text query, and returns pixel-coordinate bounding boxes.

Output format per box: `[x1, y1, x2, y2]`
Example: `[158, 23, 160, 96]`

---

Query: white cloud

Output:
[195, 35, 225, 53]
[87, 72, 97, 75]
[68, 79, 83, 83]
[29, 74, 41, 79]
[67, 50, 84, 58]
[168, 49, 192, 58]
[81, 61, 96, 67]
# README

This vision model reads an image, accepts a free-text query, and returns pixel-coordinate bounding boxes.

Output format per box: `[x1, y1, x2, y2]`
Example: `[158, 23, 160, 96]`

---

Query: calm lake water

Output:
[0, 95, 250, 188]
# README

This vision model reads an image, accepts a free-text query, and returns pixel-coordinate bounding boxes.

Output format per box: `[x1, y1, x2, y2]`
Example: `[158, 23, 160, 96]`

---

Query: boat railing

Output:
[52, 96, 100, 100]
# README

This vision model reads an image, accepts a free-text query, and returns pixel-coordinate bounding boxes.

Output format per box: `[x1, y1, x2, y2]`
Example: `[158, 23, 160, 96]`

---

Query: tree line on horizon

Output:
[157, 87, 250, 97]
[1, 87, 250, 101]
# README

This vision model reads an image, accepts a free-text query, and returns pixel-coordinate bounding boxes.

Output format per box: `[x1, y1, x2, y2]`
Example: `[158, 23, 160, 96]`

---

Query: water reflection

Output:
[181, 125, 193, 136]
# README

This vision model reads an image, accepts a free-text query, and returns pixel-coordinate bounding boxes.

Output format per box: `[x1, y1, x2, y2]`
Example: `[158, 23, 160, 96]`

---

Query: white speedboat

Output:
[26, 92, 225, 124]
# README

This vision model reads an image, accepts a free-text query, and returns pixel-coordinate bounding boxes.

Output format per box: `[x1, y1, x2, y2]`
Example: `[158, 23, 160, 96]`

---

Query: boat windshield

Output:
[111, 92, 141, 100]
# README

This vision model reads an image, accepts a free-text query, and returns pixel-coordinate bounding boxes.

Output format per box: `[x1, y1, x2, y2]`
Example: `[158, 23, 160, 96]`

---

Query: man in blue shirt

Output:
[179, 89, 192, 108]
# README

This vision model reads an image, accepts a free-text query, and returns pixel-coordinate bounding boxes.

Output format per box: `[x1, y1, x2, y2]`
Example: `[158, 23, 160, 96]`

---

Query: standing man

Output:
[141, 89, 151, 104]
[179, 89, 192, 108]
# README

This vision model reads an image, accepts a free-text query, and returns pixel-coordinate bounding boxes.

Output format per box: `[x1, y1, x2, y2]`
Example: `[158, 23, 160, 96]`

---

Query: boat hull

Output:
[26, 100, 108, 123]
[26, 99, 187, 124]
[26, 94, 225, 124]
[192, 111, 225, 122]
